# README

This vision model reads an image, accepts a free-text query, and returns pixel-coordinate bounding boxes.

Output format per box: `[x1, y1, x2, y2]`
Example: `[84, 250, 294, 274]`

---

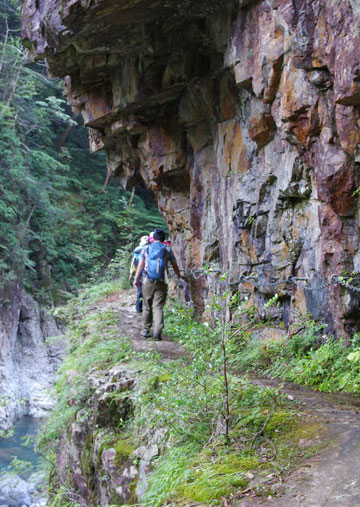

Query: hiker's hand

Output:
[133, 278, 139, 287]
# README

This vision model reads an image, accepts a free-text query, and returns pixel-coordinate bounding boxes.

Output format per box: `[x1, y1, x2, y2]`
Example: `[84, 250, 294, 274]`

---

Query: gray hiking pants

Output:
[142, 279, 168, 337]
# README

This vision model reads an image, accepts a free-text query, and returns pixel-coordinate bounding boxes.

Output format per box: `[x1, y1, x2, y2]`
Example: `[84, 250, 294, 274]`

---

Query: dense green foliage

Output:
[232, 321, 360, 394]
[38, 284, 313, 506]
[0, 0, 164, 302]
[34, 273, 360, 504]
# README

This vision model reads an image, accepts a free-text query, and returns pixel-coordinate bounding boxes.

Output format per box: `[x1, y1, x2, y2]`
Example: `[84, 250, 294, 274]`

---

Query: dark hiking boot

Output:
[153, 333, 162, 341]
[141, 329, 150, 338]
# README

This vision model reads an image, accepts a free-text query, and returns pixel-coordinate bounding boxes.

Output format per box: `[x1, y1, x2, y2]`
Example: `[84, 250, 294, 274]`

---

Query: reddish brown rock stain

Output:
[22, 0, 360, 337]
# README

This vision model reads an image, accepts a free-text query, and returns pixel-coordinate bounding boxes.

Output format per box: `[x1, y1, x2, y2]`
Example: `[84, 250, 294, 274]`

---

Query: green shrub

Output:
[232, 318, 360, 395]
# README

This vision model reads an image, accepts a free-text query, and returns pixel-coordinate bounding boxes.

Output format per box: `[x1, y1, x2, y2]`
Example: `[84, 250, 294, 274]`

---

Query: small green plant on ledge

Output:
[137, 294, 313, 505]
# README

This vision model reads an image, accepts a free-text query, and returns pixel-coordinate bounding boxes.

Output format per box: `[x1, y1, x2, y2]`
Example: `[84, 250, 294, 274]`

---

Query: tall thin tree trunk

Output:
[0, 57, 23, 121]
[0, 20, 9, 76]
[56, 112, 78, 152]
[222, 322, 230, 440]
[10, 203, 37, 255]
[6, 60, 23, 105]
[127, 186, 135, 208]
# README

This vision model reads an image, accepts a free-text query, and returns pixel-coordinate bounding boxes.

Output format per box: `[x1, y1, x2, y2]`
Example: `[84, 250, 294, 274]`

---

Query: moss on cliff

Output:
[114, 437, 135, 468]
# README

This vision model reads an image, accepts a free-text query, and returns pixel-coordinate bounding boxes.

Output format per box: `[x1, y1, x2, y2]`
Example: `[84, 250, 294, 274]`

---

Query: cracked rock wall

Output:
[0, 283, 64, 429]
[22, 0, 360, 337]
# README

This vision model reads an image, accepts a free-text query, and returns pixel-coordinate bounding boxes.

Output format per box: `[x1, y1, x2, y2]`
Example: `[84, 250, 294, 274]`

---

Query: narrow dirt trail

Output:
[234, 378, 360, 506]
[103, 289, 185, 359]
[107, 289, 360, 506]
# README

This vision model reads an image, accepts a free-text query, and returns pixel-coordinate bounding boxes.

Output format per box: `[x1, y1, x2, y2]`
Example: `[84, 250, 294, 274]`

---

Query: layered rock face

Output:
[0, 284, 64, 429]
[52, 365, 143, 505]
[22, 0, 360, 336]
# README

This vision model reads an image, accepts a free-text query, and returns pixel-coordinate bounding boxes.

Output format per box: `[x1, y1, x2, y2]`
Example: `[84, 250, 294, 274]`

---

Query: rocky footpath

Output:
[0, 283, 64, 430]
[22, 0, 360, 337]
[235, 377, 360, 506]
[46, 290, 184, 506]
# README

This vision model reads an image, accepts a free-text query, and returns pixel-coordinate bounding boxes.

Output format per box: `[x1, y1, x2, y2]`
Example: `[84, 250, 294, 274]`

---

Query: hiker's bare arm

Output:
[171, 259, 181, 279]
[133, 259, 145, 287]
[129, 258, 135, 280]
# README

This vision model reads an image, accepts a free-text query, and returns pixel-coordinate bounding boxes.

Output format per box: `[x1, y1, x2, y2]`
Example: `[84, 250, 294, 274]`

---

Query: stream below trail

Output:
[0, 417, 42, 478]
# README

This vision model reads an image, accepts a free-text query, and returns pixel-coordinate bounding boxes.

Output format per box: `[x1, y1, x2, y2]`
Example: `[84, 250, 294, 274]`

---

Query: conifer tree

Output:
[0, 0, 164, 302]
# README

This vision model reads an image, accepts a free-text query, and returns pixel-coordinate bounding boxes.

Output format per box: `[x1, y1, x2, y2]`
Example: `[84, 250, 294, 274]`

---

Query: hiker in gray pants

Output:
[133, 229, 181, 340]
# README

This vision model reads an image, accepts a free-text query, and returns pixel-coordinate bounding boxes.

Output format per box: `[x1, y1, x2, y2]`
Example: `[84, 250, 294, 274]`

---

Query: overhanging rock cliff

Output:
[22, 0, 360, 336]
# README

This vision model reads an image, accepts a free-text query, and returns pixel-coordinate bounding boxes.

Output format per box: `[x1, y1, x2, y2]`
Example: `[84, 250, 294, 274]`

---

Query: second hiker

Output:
[133, 228, 181, 340]
[129, 235, 150, 313]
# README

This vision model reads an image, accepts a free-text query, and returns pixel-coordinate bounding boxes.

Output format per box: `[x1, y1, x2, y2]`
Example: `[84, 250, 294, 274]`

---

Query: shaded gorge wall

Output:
[22, 0, 360, 337]
[0, 283, 64, 429]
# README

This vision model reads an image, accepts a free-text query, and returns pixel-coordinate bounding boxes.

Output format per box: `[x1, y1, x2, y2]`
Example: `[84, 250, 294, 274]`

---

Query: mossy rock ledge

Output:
[50, 364, 155, 506]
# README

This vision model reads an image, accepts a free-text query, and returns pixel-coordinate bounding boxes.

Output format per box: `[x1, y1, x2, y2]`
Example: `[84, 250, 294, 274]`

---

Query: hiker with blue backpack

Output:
[133, 228, 181, 340]
[129, 235, 150, 313]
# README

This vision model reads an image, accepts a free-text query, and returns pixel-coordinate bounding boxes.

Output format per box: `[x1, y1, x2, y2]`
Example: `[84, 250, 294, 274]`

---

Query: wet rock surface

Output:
[0, 471, 46, 507]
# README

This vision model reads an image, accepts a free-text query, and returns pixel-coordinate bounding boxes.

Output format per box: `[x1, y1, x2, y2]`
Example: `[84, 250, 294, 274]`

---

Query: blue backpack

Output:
[133, 246, 144, 268]
[146, 243, 167, 281]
